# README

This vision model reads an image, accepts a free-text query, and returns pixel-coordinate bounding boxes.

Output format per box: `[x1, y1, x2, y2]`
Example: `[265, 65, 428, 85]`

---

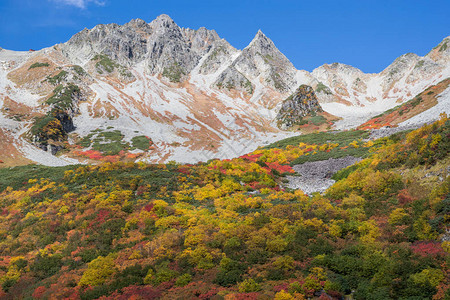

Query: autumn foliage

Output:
[0, 115, 448, 299]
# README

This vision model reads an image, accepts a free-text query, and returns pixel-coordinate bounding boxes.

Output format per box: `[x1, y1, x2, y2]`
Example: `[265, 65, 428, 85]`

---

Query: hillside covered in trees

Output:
[0, 115, 448, 299]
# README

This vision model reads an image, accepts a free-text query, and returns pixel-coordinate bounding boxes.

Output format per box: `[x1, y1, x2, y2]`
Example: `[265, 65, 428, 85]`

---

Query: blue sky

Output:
[0, 0, 449, 73]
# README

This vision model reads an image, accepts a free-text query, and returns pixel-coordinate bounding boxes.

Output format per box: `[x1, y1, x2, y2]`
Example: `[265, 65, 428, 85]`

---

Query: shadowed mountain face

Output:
[0, 14, 449, 166]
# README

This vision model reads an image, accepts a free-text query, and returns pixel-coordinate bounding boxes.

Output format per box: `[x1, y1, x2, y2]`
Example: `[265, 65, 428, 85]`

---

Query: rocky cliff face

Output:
[64, 18, 152, 65]
[63, 15, 220, 82]
[146, 15, 202, 79]
[182, 27, 220, 57]
[276, 85, 323, 129]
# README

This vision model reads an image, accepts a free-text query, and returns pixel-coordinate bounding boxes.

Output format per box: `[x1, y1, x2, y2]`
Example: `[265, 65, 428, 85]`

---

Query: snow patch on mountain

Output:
[20, 140, 81, 166]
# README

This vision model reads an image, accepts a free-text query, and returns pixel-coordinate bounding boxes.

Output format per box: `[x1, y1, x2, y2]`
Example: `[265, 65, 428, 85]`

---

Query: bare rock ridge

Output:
[61, 15, 449, 99]
[276, 85, 324, 128]
[64, 14, 210, 80]
[62, 17, 299, 88]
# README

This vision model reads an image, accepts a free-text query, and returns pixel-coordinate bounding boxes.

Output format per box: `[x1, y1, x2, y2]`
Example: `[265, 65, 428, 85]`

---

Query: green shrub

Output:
[332, 164, 360, 181]
[31, 253, 63, 279]
[79, 130, 132, 155]
[162, 62, 185, 83]
[92, 131, 130, 155]
[175, 273, 192, 287]
[45, 84, 80, 110]
[266, 130, 369, 150]
[316, 82, 332, 94]
[214, 258, 245, 286]
[131, 135, 152, 151]
[308, 115, 327, 125]
[29, 62, 49, 70]
[46, 71, 68, 85]
[144, 267, 178, 285]
[71, 65, 87, 76]
[93, 54, 118, 73]
[238, 278, 261, 292]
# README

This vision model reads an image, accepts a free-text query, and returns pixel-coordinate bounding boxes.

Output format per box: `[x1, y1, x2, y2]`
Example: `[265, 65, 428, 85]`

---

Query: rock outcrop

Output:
[30, 84, 85, 154]
[276, 85, 323, 128]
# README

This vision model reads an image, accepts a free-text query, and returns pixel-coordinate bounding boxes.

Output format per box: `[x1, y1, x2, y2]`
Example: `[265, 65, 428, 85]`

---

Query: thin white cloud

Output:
[51, 0, 105, 9]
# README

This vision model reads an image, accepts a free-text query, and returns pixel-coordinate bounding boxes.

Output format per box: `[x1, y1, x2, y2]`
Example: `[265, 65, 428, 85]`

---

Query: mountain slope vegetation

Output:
[0, 115, 448, 299]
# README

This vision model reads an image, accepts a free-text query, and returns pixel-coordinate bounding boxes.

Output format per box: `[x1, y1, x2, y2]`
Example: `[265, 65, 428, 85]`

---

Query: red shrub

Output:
[136, 185, 149, 197]
[273, 283, 290, 292]
[234, 292, 261, 299]
[397, 189, 415, 205]
[177, 166, 191, 175]
[32, 286, 46, 299]
[144, 203, 154, 212]
[411, 241, 446, 258]
[100, 286, 161, 299]
[88, 209, 110, 228]
[240, 153, 263, 162]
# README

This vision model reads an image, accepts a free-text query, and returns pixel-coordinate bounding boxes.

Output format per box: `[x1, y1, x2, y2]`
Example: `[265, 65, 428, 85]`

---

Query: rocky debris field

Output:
[368, 124, 420, 140]
[285, 156, 362, 194]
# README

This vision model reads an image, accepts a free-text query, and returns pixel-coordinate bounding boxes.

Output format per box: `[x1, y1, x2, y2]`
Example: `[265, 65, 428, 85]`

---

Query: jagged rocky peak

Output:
[248, 30, 274, 51]
[426, 36, 450, 63]
[310, 63, 364, 99]
[61, 15, 300, 87]
[183, 27, 220, 56]
[379, 53, 421, 92]
[381, 52, 420, 77]
[314, 62, 365, 75]
[62, 14, 210, 80]
[146, 15, 201, 81]
[276, 85, 323, 129]
[64, 19, 151, 65]
[312, 63, 367, 90]
[149, 14, 179, 32]
[216, 29, 297, 93]
[237, 30, 297, 77]
[125, 18, 153, 33]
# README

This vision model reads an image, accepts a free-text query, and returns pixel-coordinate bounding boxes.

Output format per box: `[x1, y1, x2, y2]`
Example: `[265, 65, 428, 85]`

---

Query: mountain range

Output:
[0, 14, 449, 166]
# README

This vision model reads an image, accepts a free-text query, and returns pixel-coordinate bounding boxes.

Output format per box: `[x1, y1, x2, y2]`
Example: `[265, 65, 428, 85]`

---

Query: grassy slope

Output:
[265, 130, 371, 165]
[358, 78, 450, 130]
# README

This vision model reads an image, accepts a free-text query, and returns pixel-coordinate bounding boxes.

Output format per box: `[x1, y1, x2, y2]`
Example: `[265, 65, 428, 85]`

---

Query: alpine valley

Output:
[0, 14, 449, 300]
[0, 14, 449, 166]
